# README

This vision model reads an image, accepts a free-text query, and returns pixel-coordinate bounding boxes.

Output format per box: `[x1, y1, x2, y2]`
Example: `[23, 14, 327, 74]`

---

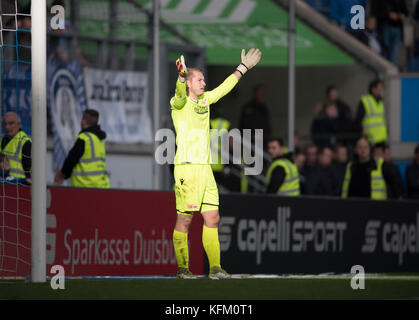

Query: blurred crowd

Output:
[210, 81, 419, 201]
[306, 0, 419, 71]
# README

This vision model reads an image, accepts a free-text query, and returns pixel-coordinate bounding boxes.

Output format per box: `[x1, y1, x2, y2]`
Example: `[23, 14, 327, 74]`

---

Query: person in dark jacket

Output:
[325, 86, 354, 146]
[53, 109, 110, 188]
[311, 101, 340, 149]
[406, 144, 419, 200]
[309, 147, 341, 196]
[331, 143, 349, 195]
[372, 0, 408, 66]
[341, 137, 402, 200]
[239, 84, 271, 141]
[300, 144, 318, 195]
[356, 16, 387, 57]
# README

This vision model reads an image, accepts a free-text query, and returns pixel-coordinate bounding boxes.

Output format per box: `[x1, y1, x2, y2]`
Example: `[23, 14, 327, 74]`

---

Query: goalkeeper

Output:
[171, 49, 262, 279]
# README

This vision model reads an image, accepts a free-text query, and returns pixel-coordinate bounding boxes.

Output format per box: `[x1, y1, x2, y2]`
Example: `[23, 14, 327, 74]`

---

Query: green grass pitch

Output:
[1, 275, 419, 300]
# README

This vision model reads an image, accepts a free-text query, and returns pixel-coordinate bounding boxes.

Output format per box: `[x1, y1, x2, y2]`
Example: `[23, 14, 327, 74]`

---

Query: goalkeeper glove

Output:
[176, 55, 187, 82]
[236, 48, 262, 76]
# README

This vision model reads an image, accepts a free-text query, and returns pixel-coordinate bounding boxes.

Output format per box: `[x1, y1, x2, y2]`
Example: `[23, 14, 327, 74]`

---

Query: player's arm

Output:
[207, 48, 262, 104]
[170, 56, 188, 110]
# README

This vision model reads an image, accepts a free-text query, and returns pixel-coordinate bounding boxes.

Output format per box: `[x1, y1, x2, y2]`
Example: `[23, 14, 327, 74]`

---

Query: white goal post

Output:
[30, 0, 47, 283]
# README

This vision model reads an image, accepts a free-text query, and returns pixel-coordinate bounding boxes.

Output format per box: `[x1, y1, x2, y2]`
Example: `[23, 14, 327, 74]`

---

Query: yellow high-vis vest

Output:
[361, 94, 388, 145]
[71, 132, 110, 188]
[210, 118, 230, 173]
[266, 158, 300, 196]
[0, 131, 31, 178]
[341, 157, 387, 200]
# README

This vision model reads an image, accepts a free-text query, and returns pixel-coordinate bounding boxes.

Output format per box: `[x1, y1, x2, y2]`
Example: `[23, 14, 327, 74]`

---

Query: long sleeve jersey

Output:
[170, 74, 238, 165]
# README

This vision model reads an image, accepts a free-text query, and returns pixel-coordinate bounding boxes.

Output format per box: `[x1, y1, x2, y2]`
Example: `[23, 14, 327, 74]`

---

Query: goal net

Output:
[0, 0, 46, 281]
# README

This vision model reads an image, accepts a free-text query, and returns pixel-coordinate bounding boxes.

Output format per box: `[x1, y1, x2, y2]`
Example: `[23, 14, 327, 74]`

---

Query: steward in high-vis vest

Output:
[210, 117, 230, 174]
[266, 138, 300, 196]
[53, 109, 110, 188]
[341, 137, 402, 200]
[355, 79, 388, 145]
[0, 112, 32, 184]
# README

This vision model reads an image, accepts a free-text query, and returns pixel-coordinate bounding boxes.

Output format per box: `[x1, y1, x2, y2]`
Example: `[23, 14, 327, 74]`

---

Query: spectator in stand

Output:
[406, 144, 419, 200]
[48, 0, 90, 67]
[374, 0, 408, 66]
[294, 151, 306, 171]
[332, 143, 349, 195]
[373, 143, 404, 199]
[300, 144, 318, 195]
[311, 101, 340, 149]
[325, 85, 354, 146]
[308, 147, 341, 196]
[356, 16, 387, 57]
[341, 137, 403, 200]
[293, 131, 302, 154]
[17, 6, 31, 63]
[383, 144, 392, 162]
[239, 84, 271, 141]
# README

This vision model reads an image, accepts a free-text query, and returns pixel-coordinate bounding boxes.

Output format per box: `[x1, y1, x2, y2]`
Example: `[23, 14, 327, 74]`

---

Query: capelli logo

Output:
[219, 217, 236, 252]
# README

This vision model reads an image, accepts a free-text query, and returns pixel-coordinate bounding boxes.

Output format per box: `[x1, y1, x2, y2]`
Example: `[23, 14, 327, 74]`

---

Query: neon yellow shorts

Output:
[174, 164, 219, 215]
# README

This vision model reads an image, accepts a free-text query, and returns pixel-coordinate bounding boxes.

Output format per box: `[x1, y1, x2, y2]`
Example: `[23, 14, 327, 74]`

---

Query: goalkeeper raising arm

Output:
[170, 49, 262, 279]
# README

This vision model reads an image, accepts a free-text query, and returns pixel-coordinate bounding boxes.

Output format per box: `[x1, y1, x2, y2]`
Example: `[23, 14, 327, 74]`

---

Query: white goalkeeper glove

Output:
[236, 48, 262, 76]
[176, 55, 187, 82]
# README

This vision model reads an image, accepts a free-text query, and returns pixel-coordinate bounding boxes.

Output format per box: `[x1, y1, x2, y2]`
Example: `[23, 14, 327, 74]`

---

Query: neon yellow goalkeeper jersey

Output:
[170, 74, 238, 165]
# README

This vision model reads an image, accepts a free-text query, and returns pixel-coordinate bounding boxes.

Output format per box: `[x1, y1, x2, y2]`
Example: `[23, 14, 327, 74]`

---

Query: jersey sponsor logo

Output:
[194, 105, 209, 114]
[199, 98, 208, 106]
[180, 178, 184, 185]
[187, 204, 198, 210]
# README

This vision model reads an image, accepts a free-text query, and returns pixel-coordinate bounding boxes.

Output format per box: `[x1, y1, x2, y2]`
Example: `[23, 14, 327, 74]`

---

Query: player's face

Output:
[4, 115, 20, 137]
[187, 71, 206, 97]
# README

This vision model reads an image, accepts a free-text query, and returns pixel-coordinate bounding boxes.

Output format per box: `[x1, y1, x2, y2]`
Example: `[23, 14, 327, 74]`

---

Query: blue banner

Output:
[401, 77, 419, 142]
[1, 63, 32, 136]
[48, 57, 86, 170]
